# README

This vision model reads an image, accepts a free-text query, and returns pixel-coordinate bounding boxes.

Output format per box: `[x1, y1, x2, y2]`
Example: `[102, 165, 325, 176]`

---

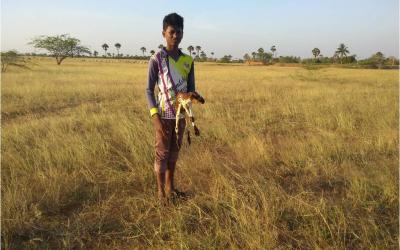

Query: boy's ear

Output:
[162, 30, 165, 38]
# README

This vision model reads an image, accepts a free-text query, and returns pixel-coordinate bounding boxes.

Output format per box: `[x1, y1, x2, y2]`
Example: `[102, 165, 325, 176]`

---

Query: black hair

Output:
[163, 13, 184, 31]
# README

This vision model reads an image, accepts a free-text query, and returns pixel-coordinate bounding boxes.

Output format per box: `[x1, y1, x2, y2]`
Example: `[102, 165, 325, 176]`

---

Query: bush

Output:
[1, 50, 29, 72]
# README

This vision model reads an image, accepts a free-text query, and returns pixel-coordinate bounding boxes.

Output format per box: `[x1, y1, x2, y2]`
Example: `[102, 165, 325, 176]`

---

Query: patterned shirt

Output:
[146, 48, 195, 119]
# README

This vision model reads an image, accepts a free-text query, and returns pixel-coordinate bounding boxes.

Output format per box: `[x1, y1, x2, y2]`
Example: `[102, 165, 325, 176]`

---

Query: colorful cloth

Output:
[146, 48, 195, 119]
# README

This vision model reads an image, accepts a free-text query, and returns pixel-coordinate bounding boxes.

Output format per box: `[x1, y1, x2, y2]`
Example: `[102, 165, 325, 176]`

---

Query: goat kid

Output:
[175, 91, 205, 146]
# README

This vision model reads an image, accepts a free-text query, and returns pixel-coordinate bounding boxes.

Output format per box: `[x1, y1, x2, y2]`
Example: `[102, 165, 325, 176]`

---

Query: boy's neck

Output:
[165, 45, 179, 54]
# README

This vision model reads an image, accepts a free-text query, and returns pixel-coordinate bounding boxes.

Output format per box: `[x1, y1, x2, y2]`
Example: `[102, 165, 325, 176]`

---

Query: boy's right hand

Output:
[152, 114, 165, 136]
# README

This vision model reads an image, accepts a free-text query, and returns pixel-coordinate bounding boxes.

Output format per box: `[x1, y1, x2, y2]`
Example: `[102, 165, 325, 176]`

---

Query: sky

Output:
[1, 0, 399, 59]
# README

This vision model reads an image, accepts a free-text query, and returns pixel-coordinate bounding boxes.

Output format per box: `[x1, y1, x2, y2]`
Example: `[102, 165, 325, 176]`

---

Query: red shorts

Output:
[154, 118, 186, 173]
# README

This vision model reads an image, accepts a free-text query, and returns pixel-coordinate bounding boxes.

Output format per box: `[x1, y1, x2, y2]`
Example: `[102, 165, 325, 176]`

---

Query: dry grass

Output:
[1, 57, 398, 249]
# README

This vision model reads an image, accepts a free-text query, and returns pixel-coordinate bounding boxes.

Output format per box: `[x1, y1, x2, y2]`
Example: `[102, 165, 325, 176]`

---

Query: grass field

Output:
[1, 57, 399, 249]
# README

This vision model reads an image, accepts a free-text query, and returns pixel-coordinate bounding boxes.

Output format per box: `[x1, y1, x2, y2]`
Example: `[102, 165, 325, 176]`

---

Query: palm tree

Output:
[150, 50, 155, 56]
[270, 45, 276, 58]
[114, 43, 121, 57]
[102, 43, 109, 56]
[195, 46, 201, 57]
[140, 47, 146, 56]
[158, 44, 164, 50]
[187, 45, 194, 56]
[312, 48, 321, 59]
[336, 43, 350, 64]
[115, 43, 121, 57]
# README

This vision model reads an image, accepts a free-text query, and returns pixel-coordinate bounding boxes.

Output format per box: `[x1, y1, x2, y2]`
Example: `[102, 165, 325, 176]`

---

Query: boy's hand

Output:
[152, 114, 165, 136]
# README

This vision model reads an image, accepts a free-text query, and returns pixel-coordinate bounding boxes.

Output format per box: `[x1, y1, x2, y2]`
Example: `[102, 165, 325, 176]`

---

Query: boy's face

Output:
[162, 25, 183, 48]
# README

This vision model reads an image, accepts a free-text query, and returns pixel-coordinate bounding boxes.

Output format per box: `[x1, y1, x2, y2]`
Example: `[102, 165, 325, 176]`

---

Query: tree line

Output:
[1, 34, 398, 71]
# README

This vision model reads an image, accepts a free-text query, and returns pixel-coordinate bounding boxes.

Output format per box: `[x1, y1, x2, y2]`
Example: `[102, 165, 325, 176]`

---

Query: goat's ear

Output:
[192, 91, 200, 98]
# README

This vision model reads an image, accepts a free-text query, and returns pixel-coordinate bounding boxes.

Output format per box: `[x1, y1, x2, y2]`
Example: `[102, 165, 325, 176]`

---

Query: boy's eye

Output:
[169, 30, 181, 36]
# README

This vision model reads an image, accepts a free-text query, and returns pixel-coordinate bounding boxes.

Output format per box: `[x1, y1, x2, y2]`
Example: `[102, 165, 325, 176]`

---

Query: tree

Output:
[371, 52, 385, 69]
[261, 52, 273, 63]
[278, 56, 300, 63]
[140, 47, 146, 56]
[30, 34, 90, 65]
[257, 48, 265, 60]
[211, 52, 214, 58]
[93, 50, 98, 57]
[195, 46, 201, 58]
[342, 54, 357, 64]
[312, 48, 321, 60]
[187, 45, 194, 56]
[251, 52, 256, 60]
[219, 55, 232, 63]
[200, 51, 207, 61]
[1, 50, 28, 72]
[115, 43, 121, 57]
[336, 43, 350, 64]
[270, 45, 276, 58]
[158, 44, 164, 50]
[243, 53, 251, 61]
[332, 51, 339, 64]
[150, 50, 155, 56]
[387, 56, 398, 66]
[102, 43, 109, 56]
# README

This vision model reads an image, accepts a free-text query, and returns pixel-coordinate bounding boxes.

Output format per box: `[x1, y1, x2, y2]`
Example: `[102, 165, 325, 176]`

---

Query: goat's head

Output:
[188, 91, 205, 104]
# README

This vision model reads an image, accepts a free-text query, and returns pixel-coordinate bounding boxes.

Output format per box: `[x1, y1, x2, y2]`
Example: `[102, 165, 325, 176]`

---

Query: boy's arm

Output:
[187, 61, 196, 92]
[146, 57, 164, 133]
[146, 58, 159, 117]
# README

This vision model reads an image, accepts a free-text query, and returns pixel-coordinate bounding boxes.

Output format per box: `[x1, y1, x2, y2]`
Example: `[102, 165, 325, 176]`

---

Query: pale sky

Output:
[1, 0, 399, 59]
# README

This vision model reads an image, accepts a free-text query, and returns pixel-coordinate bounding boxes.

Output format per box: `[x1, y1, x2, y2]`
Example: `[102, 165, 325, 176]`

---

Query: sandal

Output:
[172, 189, 187, 199]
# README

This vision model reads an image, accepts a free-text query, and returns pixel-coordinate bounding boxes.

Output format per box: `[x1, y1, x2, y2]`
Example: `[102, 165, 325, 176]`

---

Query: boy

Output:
[146, 13, 195, 203]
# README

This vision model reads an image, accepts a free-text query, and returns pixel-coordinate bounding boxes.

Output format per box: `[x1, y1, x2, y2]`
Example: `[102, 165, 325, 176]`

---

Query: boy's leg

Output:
[165, 118, 186, 196]
[155, 172, 166, 200]
[154, 119, 172, 201]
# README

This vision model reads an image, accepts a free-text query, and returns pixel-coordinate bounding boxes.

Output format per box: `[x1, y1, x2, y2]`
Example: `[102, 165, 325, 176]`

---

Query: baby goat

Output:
[175, 91, 205, 146]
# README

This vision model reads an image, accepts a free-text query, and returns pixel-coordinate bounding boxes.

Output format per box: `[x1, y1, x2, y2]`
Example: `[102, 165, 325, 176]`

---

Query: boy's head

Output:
[162, 13, 184, 49]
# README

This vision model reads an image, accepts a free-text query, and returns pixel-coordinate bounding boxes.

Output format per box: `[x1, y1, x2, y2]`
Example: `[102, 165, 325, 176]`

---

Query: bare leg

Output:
[165, 164, 175, 198]
[155, 171, 166, 203]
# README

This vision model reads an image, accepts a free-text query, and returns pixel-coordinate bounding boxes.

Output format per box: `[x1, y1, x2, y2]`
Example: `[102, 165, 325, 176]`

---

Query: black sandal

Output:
[172, 189, 187, 199]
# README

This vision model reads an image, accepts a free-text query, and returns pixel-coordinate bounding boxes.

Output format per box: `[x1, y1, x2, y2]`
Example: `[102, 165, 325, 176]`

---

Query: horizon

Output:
[1, 0, 399, 60]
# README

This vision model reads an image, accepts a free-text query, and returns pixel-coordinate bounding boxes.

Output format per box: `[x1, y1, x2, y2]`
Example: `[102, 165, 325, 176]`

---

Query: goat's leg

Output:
[185, 114, 191, 145]
[183, 104, 200, 136]
[193, 118, 200, 136]
[175, 104, 182, 135]
[175, 104, 182, 149]
[188, 103, 200, 135]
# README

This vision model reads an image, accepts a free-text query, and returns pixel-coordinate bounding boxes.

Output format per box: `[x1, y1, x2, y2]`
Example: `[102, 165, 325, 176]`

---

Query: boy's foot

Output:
[157, 196, 168, 207]
[158, 191, 168, 206]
